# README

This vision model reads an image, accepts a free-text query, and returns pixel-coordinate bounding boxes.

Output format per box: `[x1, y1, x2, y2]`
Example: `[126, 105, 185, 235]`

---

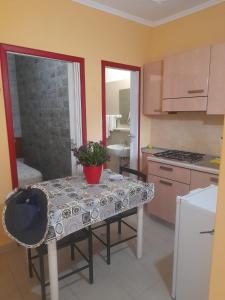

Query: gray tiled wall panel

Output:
[15, 55, 71, 180]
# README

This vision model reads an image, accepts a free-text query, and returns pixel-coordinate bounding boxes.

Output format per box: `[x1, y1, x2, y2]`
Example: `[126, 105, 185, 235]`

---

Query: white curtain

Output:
[68, 62, 83, 175]
[129, 71, 139, 171]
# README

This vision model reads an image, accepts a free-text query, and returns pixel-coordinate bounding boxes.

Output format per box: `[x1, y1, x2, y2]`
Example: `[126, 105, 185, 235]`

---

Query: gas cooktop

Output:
[153, 150, 205, 163]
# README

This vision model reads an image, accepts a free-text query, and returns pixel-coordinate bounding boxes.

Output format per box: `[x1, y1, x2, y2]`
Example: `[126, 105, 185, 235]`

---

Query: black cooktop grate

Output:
[154, 150, 205, 163]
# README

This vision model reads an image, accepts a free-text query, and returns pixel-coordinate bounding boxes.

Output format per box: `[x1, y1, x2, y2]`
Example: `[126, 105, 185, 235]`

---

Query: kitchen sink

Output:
[107, 144, 130, 157]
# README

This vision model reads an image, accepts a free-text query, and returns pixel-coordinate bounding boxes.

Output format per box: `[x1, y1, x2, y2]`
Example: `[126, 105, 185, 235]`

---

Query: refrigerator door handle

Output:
[200, 229, 215, 235]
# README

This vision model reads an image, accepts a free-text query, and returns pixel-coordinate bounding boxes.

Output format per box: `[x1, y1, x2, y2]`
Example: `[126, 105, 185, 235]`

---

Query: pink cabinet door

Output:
[143, 61, 165, 115]
[142, 152, 151, 175]
[163, 46, 210, 99]
[208, 42, 225, 114]
[148, 161, 191, 184]
[162, 97, 207, 112]
[190, 170, 219, 190]
[147, 175, 189, 224]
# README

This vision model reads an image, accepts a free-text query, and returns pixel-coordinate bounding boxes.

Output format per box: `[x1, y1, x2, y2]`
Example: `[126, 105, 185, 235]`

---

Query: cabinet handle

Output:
[159, 179, 173, 186]
[154, 109, 161, 112]
[187, 89, 204, 94]
[210, 177, 218, 184]
[159, 165, 173, 172]
[200, 229, 214, 235]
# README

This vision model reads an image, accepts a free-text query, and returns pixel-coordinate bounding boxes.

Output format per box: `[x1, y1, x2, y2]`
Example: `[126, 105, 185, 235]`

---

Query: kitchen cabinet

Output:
[162, 46, 210, 112]
[148, 161, 191, 184]
[147, 161, 191, 224]
[190, 170, 218, 190]
[147, 160, 218, 224]
[207, 42, 225, 114]
[142, 152, 149, 175]
[148, 174, 189, 224]
[162, 97, 208, 112]
[143, 61, 165, 115]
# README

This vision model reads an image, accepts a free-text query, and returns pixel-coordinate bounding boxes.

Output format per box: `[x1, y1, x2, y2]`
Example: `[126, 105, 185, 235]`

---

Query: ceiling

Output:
[72, 0, 224, 26]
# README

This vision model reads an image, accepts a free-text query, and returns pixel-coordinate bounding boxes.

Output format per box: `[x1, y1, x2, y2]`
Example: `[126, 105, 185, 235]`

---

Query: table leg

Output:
[47, 239, 59, 300]
[137, 205, 143, 258]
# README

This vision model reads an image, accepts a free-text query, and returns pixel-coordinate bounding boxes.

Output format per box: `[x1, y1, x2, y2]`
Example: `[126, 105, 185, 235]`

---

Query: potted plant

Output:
[73, 141, 109, 184]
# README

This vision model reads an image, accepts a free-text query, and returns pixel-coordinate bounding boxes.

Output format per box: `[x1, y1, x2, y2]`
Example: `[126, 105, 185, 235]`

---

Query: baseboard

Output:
[0, 241, 17, 254]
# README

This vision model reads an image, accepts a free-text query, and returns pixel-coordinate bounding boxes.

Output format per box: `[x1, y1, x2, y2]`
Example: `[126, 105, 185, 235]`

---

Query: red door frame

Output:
[0, 43, 87, 189]
[101, 60, 141, 170]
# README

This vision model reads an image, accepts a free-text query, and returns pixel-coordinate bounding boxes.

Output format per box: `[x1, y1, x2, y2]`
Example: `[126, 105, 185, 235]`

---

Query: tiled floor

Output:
[0, 212, 174, 300]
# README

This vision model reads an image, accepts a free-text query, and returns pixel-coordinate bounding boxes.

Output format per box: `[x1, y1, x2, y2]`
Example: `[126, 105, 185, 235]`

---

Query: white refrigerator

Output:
[172, 185, 217, 300]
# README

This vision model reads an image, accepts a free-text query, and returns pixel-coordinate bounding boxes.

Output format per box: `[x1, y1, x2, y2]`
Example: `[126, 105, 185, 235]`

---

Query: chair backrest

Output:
[119, 166, 147, 182]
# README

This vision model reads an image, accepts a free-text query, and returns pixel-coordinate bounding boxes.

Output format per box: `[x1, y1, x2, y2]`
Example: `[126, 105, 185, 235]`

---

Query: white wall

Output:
[7, 54, 22, 137]
[106, 79, 130, 115]
[106, 68, 130, 83]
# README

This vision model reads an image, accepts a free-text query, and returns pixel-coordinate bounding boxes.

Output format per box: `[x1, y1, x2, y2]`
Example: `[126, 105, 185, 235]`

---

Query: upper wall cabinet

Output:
[207, 42, 225, 115]
[162, 46, 211, 112]
[143, 61, 166, 115]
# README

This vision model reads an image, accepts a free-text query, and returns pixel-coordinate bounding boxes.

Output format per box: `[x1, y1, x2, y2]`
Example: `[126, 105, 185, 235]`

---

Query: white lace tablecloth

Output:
[33, 169, 154, 242]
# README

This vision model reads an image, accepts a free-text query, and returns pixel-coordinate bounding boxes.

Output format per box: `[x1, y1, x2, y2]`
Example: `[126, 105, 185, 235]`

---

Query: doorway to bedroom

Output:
[0, 44, 86, 188]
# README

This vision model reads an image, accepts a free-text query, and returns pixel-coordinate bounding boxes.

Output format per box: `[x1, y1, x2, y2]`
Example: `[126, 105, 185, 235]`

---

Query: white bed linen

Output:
[17, 160, 43, 187]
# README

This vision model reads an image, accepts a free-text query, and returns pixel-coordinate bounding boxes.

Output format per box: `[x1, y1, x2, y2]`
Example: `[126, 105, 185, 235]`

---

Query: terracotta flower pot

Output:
[83, 165, 103, 184]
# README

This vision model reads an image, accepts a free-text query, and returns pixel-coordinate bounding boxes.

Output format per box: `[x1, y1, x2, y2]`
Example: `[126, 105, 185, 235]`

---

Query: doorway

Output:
[101, 61, 141, 172]
[0, 44, 87, 188]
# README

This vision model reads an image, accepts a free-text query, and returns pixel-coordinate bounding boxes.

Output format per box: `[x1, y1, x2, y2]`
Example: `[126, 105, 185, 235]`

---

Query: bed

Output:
[17, 159, 43, 187]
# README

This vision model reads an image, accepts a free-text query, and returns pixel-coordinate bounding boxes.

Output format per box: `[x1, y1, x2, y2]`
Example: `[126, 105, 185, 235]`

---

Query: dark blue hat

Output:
[3, 187, 48, 248]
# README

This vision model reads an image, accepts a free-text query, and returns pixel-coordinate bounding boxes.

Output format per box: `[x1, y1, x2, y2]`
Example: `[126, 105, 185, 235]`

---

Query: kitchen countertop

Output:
[141, 147, 220, 175]
[142, 147, 167, 155]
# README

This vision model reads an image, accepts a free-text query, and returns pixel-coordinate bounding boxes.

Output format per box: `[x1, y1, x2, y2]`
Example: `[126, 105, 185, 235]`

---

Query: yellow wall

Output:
[146, 4, 225, 299]
[0, 0, 153, 245]
[149, 3, 225, 300]
[209, 127, 225, 300]
[0, 0, 152, 204]
[2, 1, 225, 203]
[1, 3, 225, 297]
[149, 2, 225, 60]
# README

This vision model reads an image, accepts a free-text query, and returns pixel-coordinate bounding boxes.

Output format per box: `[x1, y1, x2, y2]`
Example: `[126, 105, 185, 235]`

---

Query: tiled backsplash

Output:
[151, 112, 224, 156]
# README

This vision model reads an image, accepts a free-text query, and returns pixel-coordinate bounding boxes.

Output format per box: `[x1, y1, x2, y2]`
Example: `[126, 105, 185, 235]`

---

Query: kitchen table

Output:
[33, 169, 154, 300]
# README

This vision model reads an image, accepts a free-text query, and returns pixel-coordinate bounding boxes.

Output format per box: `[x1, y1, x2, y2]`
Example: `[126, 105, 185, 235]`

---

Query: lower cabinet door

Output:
[142, 152, 151, 175]
[147, 175, 190, 224]
[190, 170, 218, 190]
